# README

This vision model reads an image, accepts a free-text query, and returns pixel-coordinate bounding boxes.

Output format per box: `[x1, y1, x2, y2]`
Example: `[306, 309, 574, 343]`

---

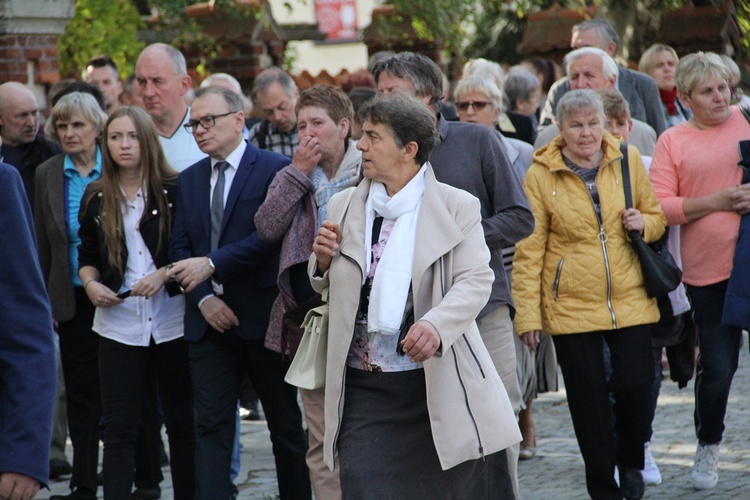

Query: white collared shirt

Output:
[93, 187, 185, 346]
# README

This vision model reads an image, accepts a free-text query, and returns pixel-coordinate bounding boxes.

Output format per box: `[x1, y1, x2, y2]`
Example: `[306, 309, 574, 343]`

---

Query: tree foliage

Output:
[58, 0, 145, 79]
[409, 0, 748, 67]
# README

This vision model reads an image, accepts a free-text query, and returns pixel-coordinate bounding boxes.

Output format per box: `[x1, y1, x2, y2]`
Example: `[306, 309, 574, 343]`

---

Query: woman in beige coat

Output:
[310, 93, 520, 499]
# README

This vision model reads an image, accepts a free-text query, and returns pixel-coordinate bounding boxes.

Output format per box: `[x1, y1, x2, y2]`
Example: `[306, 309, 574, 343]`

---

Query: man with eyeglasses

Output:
[167, 86, 311, 500]
[135, 43, 205, 171]
[0, 82, 61, 208]
[374, 52, 534, 498]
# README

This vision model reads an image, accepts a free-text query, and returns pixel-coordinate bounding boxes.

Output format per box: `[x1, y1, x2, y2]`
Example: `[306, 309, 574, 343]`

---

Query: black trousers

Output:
[553, 324, 654, 500]
[98, 337, 195, 500]
[57, 287, 101, 493]
[189, 330, 311, 500]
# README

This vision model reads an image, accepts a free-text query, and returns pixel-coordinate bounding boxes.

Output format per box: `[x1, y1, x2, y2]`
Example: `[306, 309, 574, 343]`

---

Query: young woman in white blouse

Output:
[78, 106, 194, 500]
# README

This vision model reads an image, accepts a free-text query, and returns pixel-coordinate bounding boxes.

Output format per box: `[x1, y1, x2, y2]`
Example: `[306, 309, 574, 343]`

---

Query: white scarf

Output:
[364, 163, 427, 335]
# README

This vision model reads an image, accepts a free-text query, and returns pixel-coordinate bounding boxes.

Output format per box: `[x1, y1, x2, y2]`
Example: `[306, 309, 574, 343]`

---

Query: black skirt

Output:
[337, 366, 514, 500]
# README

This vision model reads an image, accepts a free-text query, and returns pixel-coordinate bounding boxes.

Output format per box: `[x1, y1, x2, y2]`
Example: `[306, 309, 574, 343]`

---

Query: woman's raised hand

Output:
[312, 221, 341, 274]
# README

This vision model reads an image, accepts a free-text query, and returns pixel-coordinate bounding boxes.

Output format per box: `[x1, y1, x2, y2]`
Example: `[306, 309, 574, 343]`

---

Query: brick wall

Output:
[0, 34, 61, 85]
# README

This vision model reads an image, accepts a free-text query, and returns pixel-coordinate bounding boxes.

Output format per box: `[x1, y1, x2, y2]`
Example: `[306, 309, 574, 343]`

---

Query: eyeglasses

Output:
[184, 111, 239, 134]
[455, 101, 492, 111]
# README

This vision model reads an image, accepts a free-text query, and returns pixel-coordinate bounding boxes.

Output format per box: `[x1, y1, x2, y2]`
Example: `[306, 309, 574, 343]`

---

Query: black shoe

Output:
[619, 467, 645, 500]
[50, 488, 97, 500]
[132, 486, 161, 499]
[229, 483, 239, 500]
[49, 458, 73, 480]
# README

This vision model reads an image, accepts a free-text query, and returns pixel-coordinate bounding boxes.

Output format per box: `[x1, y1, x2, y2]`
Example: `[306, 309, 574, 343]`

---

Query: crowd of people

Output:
[1, 15, 749, 500]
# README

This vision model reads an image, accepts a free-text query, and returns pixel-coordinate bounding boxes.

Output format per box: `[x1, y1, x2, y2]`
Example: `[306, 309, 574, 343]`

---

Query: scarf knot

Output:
[659, 87, 678, 116]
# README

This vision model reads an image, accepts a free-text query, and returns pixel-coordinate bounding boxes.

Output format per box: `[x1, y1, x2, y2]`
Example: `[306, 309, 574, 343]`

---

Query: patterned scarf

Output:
[659, 87, 678, 116]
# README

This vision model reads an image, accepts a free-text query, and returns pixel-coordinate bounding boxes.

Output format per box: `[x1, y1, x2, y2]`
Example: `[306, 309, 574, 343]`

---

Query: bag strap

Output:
[740, 105, 750, 125]
[620, 143, 644, 243]
[620, 143, 633, 210]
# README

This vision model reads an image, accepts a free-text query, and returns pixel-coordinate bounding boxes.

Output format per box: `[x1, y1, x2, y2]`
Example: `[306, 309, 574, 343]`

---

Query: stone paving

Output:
[41, 334, 750, 499]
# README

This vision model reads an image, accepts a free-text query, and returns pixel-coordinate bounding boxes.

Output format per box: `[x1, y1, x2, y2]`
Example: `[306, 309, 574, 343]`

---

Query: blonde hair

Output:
[675, 52, 729, 95]
[638, 44, 679, 76]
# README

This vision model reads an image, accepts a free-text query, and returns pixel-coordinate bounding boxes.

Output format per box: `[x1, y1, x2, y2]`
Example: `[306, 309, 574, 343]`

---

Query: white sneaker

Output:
[642, 442, 662, 486]
[691, 443, 720, 490]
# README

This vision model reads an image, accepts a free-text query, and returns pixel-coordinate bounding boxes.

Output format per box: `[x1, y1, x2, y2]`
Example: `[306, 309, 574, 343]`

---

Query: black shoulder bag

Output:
[619, 143, 682, 298]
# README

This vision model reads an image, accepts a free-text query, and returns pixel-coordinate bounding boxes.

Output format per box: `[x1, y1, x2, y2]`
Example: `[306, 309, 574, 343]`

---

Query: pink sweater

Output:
[650, 107, 750, 286]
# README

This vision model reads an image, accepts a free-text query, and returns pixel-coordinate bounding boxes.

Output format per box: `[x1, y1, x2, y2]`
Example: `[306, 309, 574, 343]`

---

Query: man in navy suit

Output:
[167, 86, 310, 500]
[0, 162, 56, 500]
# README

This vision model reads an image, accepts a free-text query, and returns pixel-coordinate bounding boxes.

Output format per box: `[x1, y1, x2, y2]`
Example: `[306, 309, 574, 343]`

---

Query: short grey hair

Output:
[372, 52, 444, 110]
[358, 93, 438, 166]
[138, 43, 187, 78]
[463, 58, 504, 89]
[504, 67, 540, 111]
[201, 73, 242, 93]
[193, 86, 244, 113]
[564, 47, 618, 81]
[675, 52, 729, 95]
[454, 76, 503, 111]
[45, 92, 108, 142]
[572, 19, 620, 52]
[555, 89, 604, 126]
[251, 67, 297, 101]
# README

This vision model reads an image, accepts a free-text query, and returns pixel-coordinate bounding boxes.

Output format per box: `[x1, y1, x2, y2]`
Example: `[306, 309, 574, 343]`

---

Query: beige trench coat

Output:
[309, 166, 521, 471]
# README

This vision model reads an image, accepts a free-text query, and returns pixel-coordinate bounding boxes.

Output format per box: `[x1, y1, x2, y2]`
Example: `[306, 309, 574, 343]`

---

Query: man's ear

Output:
[178, 75, 192, 97]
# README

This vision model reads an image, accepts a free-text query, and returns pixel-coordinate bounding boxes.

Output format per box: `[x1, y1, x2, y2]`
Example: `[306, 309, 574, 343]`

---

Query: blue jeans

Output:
[231, 403, 241, 483]
[687, 281, 742, 445]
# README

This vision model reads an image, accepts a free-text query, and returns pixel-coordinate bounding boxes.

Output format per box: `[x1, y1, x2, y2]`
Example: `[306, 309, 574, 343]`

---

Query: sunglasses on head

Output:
[456, 101, 491, 111]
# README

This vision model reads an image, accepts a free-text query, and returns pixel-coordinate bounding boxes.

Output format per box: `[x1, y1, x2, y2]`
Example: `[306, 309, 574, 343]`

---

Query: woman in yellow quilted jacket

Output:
[512, 89, 666, 500]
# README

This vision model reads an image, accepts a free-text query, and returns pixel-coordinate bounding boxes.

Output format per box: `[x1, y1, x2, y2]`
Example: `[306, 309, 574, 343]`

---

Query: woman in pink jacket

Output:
[649, 52, 750, 491]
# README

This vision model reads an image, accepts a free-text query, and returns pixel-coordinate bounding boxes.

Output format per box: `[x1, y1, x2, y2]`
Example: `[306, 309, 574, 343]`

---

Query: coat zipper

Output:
[597, 224, 617, 329]
[463, 337, 486, 379]
[452, 346, 485, 460]
[553, 258, 564, 301]
[566, 170, 618, 329]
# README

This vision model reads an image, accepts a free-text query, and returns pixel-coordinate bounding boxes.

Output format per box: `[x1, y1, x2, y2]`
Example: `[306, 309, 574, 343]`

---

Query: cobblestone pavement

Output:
[41, 334, 750, 499]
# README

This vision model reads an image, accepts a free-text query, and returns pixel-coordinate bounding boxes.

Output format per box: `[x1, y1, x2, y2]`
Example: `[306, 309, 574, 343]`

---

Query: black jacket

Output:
[77, 180, 181, 296]
[1, 136, 62, 209]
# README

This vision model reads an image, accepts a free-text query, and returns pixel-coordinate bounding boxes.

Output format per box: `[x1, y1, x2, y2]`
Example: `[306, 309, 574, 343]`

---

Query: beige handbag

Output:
[284, 187, 356, 390]
[284, 287, 330, 389]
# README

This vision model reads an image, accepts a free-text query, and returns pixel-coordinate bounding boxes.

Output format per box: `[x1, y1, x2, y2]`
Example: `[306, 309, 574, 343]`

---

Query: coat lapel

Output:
[337, 182, 368, 276]
[49, 160, 66, 239]
[221, 145, 255, 236]
[412, 167, 464, 287]
[195, 159, 212, 243]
